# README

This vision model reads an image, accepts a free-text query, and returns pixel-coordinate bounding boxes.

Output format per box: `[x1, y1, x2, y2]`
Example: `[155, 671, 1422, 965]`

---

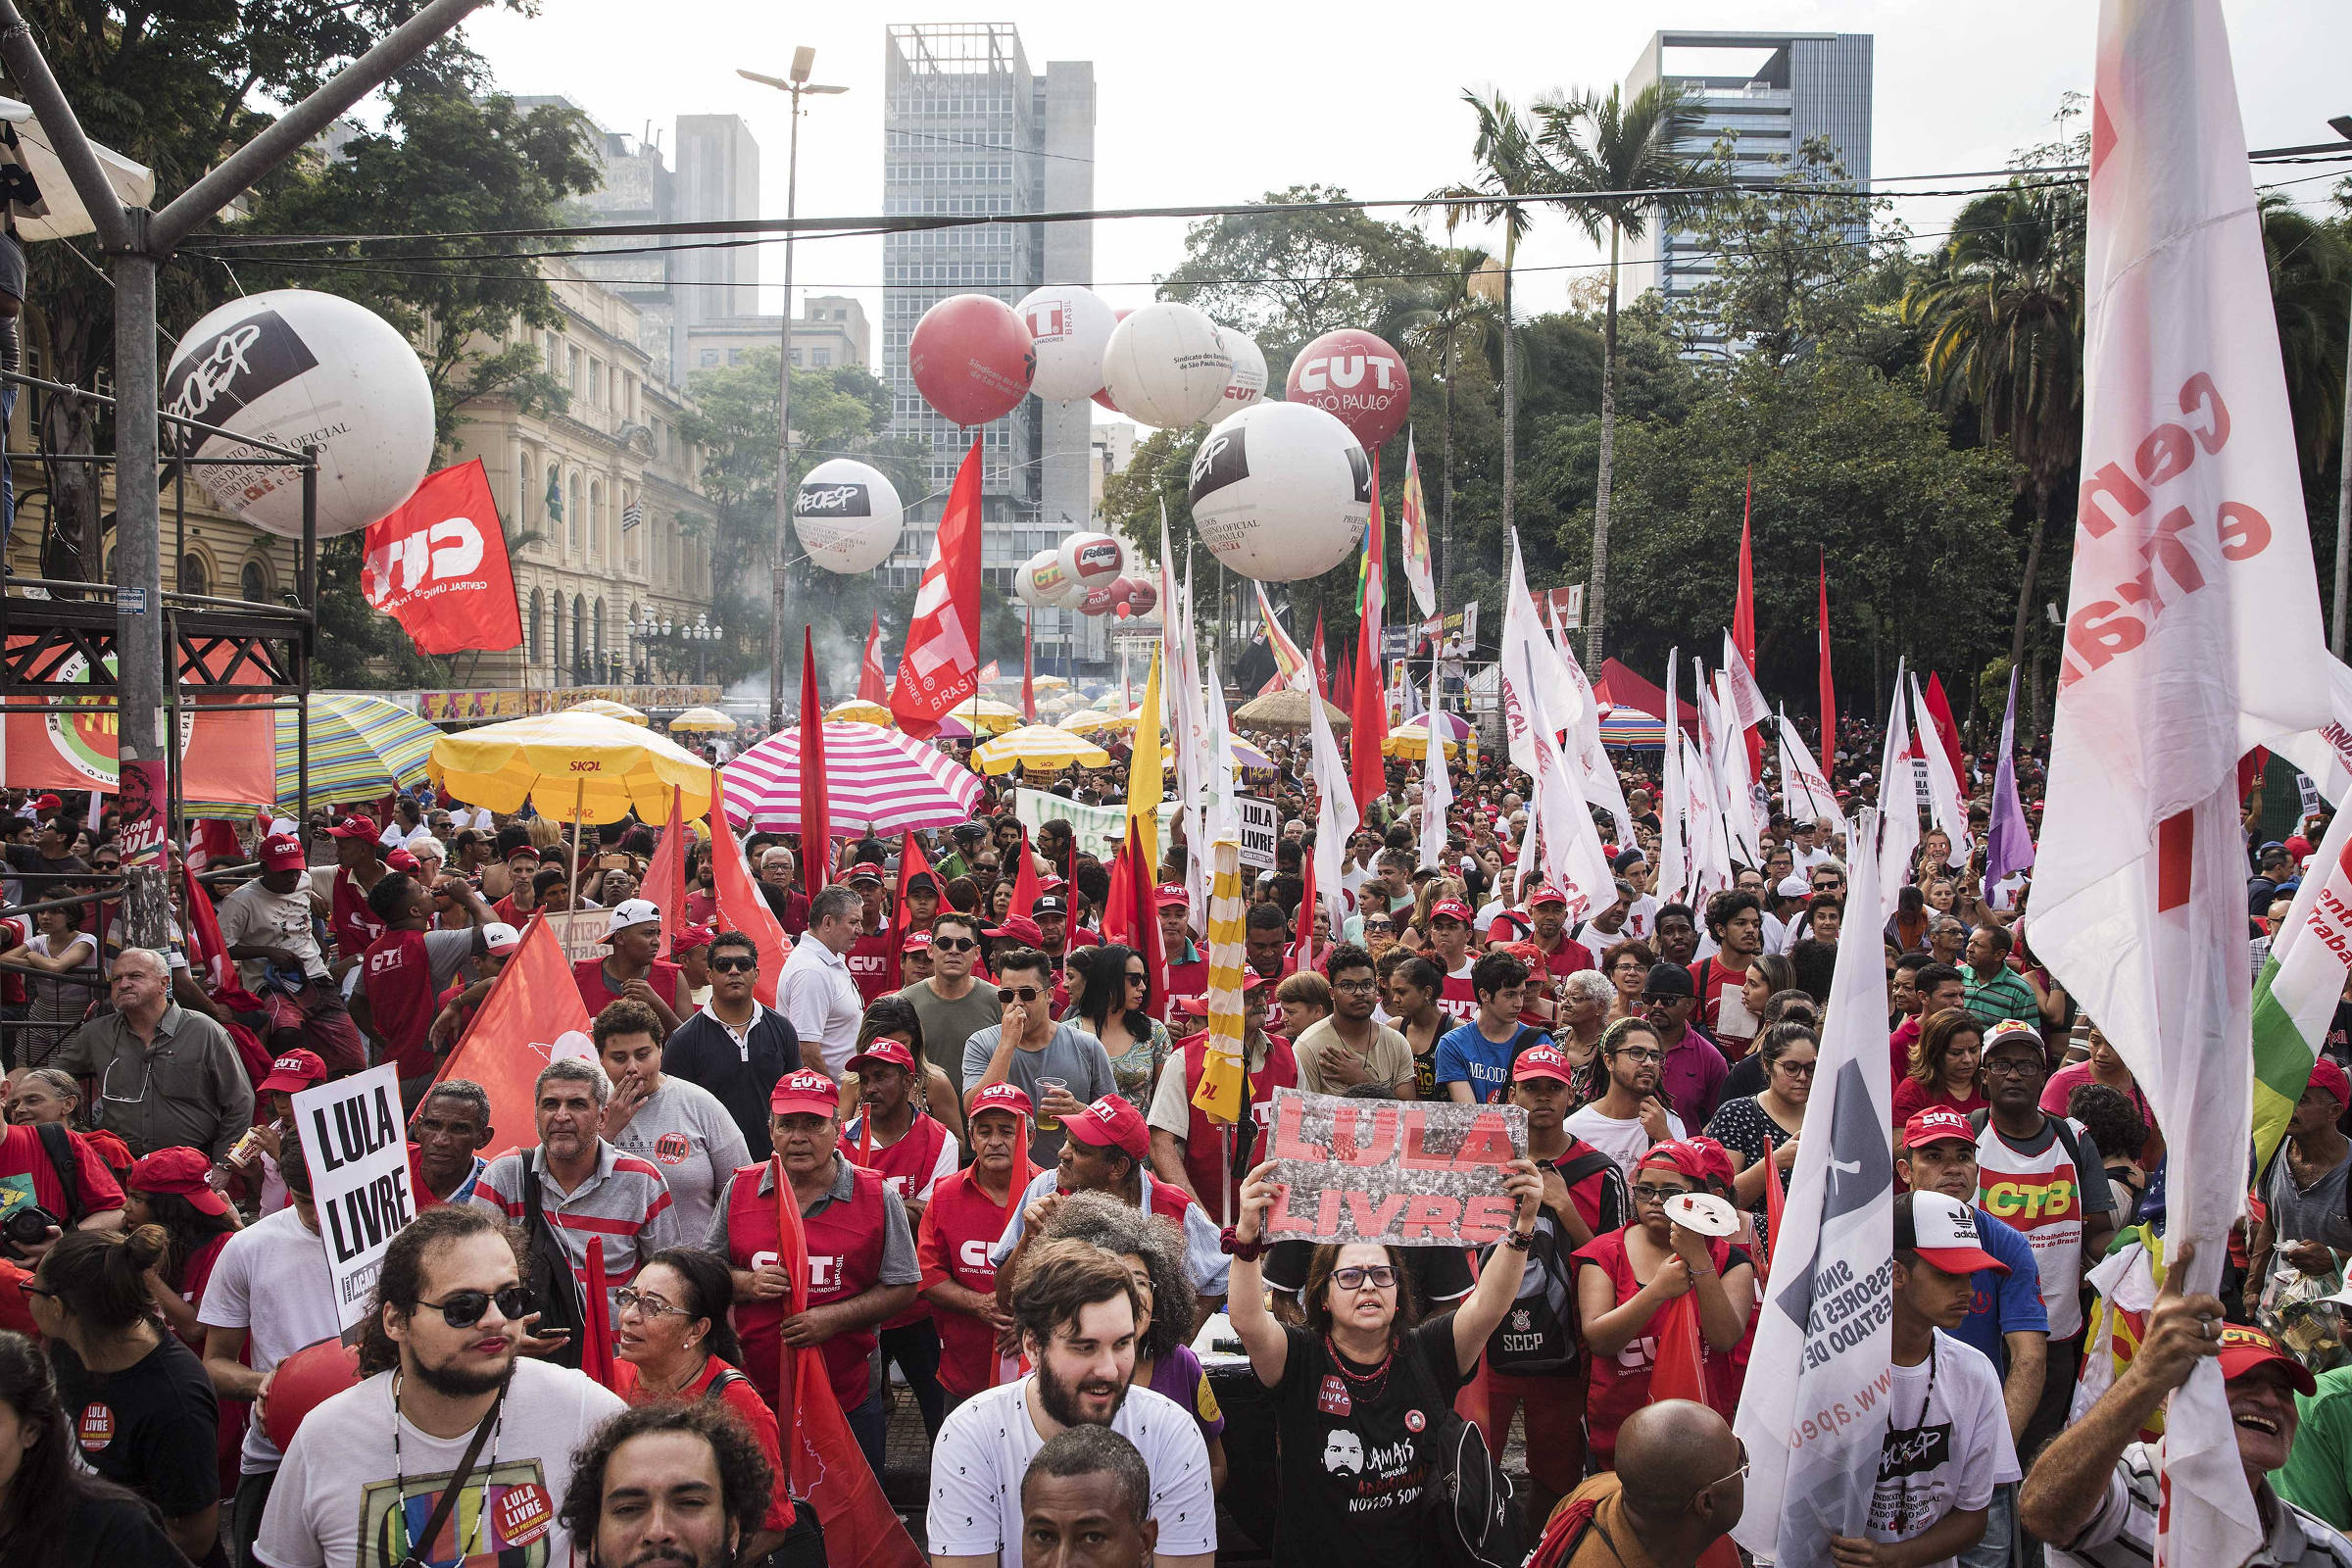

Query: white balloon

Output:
[794, 459, 906, 574]
[1187, 401, 1370, 582]
[1016, 283, 1117, 403]
[1015, 548, 1083, 610]
[1212, 328, 1267, 422]
[1056, 531, 1125, 590]
[1101, 302, 1231, 429]
[161, 289, 434, 538]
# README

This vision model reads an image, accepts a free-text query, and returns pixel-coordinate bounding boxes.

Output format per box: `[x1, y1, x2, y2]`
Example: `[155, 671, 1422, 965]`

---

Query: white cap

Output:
[481, 921, 521, 956]
[1777, 875, 1811, 899]
[603, 898, 662, 940]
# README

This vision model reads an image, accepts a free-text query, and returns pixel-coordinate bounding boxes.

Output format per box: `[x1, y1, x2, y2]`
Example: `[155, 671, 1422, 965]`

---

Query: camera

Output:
[2, 1202, 62, 1254]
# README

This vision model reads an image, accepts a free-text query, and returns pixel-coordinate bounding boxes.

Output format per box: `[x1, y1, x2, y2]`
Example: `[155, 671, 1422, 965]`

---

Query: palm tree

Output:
[1424, 93, 1548, 567]
[1396, 245, 1501, 612]
[1902, 178, 2087, 689]
[1535, 81, 1714, 665]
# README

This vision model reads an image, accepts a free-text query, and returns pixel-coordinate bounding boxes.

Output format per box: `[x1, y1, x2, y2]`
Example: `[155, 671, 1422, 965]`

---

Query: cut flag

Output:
[2029, 4, 2335, 1565]
[432, 913, 595, 1140]
[858, 612, 890, 704]
[641, 785, 686, 958]
[708, 765, 792, 1005]
[883, 831, 937, 995]
[891, 437, 984, 739]
[360, 458, 522, 655]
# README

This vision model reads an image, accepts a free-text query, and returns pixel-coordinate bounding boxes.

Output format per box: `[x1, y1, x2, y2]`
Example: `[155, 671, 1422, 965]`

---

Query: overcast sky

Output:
[461, 1, 2348, 351]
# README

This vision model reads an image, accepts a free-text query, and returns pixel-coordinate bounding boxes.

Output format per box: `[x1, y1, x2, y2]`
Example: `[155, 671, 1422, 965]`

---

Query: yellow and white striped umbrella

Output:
[954, 696, 1027, 735]
[1383, 718, 1461, 760]
[564, 697, 648, 726]
[825, 699, 894, 727]
[970, 724, 1111, 775]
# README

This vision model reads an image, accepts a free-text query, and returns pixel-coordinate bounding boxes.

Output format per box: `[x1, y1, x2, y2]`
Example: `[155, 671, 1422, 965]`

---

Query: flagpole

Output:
[567, 779, 584, 906]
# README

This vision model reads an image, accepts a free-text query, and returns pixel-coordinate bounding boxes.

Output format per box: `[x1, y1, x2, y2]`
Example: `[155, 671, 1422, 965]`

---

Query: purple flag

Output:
[1984, 667, 2034, 903]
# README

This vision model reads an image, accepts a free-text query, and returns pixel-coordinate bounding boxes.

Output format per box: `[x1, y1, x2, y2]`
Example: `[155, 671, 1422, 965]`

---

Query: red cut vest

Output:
[361, 928, 439, 1078]
[332, 867, 385, 959]
[723, 1160, 892, 1412]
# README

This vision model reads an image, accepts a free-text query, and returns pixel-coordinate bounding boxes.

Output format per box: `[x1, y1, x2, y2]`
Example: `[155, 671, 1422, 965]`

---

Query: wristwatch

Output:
[1219, 1225, 1269, 1261]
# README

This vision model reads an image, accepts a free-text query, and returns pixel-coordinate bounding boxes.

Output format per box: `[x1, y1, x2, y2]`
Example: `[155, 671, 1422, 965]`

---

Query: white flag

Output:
[1659, 650, 1690, 902]
[1684, 729, 1732, 906]
[1909, 672, 1974, 869]
[1778, 703, 1848, 841]
[1875, 660, 1920, 917]
[1560, 621, 1639, 848]
[1734, 809, 1895, 1568]
[1500, 532, 1616, 919]
[1711, 668, 1764, 865]
[1418, 669, 1452, 877]
[2034, 6, 2333, 1563]
[1722, 628, 1771, 733]
[2269, 653, 2352, 806]
[1303, 665, 1358, 943]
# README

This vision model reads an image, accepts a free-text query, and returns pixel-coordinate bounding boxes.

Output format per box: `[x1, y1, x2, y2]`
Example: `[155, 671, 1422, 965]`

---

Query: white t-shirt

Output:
[217, 879, 330, 990]
[604, 1074, 753, 1241]
[1864, 1332, 2020, 1568]
[197, 1204, 344, 1473]
[927, 1377, 1217, 1561]
[254, 1358, 627, 1568]
[1562, 1103, 1688, 1180]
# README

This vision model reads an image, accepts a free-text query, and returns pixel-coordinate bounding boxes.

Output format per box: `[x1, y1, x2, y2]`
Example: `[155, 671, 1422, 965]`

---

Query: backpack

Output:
[518, 1148, 586, 1371]
[31, 1122, 85, 1226]
[1403, 1336, 1524, 1568]
[1483, 1150, 1624, 1377]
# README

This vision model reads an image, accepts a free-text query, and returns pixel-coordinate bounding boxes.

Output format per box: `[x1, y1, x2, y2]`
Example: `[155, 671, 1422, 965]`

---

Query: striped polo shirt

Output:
[469, 1140, 682, 1299]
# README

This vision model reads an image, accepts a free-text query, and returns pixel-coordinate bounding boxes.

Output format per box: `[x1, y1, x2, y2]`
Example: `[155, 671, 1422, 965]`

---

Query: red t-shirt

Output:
[842, 1112, 952, 1331]
[1437, 959, 1479, 1028]
[0, 1123, 125, 1227]
[1888, 1016, 1925, 1082]
[612, 1358, 794, 1533]
[1571, 1226, 1746, 1469]
[572, 956, 686, 1022]
[917, 1165, 1025, 1398]
[847, 921, 896, 1005]
[330, 866, 385, 960]
[1692, 956, 1757, 1060]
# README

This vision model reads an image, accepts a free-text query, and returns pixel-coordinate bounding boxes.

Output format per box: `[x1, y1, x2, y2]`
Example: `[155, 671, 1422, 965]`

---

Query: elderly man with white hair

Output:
[52, 945, 254, 1161]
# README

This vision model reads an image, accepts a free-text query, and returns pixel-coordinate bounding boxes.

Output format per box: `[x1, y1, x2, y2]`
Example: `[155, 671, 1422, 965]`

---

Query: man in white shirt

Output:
[778, 883, 865, 1079]
[928, 1236, 1216, 1568]
[217, 833, 367, 1072]
[255, 1203, 626, 1568]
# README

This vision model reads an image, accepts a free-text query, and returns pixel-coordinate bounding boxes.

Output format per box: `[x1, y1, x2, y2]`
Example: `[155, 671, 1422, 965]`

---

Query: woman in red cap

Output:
[122, 1147, 239, 1350]
[1572, 1139, 1756, 1469]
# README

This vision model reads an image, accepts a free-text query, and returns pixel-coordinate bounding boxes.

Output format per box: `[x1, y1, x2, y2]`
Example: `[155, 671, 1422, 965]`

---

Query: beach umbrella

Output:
[824, 699, 893, 727]
[183, 694, 439, 814]
[1233, 688, 1349, 733]
[564, 697, 648, 726]
[430, 711, 711, 824]
[1230, 739, 1277, 773]
[953, 696, 1026, 735]
[722, 721, 985, 834]
[971, 725, 1112, 775]
[1595, 703, 1668, 750]
[1383, 718, 1462, 760]
[668, 707, 737, 733]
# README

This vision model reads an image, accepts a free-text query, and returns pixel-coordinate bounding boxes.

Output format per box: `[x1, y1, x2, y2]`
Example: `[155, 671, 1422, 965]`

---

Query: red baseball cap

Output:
[1061, 1095, 1151, 1162]
[848, 1040, 918, 1076]
[1525, 884, 1569, 907]
[1902, 1106, 1977, 1152]
[901, 930, 934, 955]
[2217, 1323, 2319, 1395]
[1153, 884, 1190, 908]
[326, 814, 379, 841]
[968, 1082, 1034, 1122]
[128, 1147, 230, 1217]
[768, 1070, 841, 1119]
[30, 793, 61, 811]
[986, 914, 1044, 947]
[2308, 1058, 2352, 1108]
[1512, 1045, 1575, 1085]
[258, 1050, 328, 1097]
[670, 924, 715, 955]
[846, 861, 886, 886]
[1897, 1191, 2008, 1276]
[260, 834, 307, 870]
[1429, 898, 1473, 925]
[385, 848, 421, 874]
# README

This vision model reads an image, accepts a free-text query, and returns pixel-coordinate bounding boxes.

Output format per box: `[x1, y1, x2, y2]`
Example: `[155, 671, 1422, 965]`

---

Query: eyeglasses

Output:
[709, 956, 758, 974]
[1330, 1264, 1397, 1291]
[1613, 1047, 1663, 1063]
[1631, 1184, 1694, 1204]
[415, 1284, 536, 1329]
[933, 936, 979, 953]
[1981, 1056, 2043, 1078]
[612, 1287, 690, 1319]
[1774, 1059, 1819, 1077]
[1333, 978, 1378, 994]
[999, 986, 1044, 1004]
[1704, 1439, 1751, 1491]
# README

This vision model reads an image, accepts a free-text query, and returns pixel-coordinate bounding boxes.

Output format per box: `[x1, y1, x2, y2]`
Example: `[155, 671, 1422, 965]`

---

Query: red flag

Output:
[581, 1239, 617, 1388]
[1007, 827, 1042, 921]
[1294, 845, 1320, 974]
[433, 914, 595, 1139]
[710, 766, 792, 1006]
[799, 629, 831, 895]
[884, 832, 937, 994]
[1648, 1292, 1710, 1404]
[187, 818, 240, 875]
[1733, 470, 1756, 668]
[770, 1165, 927, 1568]
[857, 613, 889, 705]
[642, 786, 685, 959]
[360, 459, 522, 655]
[180, 858, 232, 991]
[1816, 552, 1836, 781]
[1760, 1141, 1787, 1282]
[891, 438, 984, 740]
[1348, 454, 1389, 814]
[1921, 672, 1966, 785]
[1310, 612, 1330, 692]
[1102, 817, 1169, 1019]
[1020, 614, 1038, 723]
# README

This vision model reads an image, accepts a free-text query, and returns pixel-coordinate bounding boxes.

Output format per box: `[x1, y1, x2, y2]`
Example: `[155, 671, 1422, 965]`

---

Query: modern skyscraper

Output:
[1624, 30, 1874, 354]
[882, 23, 1099, 666]
[672, 115, 762, 375]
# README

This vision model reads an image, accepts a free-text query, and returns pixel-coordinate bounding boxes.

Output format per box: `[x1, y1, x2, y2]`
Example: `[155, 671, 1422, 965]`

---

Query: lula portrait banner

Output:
[292, 1063, 416, 1332]
[1259, 1087, 1527, 1247]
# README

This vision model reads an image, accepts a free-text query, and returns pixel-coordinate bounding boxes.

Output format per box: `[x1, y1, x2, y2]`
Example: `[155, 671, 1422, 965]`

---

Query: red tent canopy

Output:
[1593, 658, 1700, 737]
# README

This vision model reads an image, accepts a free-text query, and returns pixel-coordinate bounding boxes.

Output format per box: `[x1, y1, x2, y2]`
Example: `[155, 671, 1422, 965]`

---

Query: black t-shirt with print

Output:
[1269, 1316, 1469, 1568]
[48, 1334, 220, 1533]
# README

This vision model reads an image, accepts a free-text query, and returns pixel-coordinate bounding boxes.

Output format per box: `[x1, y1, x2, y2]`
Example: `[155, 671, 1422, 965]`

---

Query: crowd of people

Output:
[0, 693, 2344, 1568]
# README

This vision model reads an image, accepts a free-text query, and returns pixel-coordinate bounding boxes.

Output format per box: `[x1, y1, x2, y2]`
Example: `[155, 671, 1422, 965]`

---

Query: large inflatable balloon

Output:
[1077, 580, 1122, 616]
[794, 459, 905, 574]
[908, 294, 1034, 425]
[262, 1335, 363, 1454]
[1056, 531, 1125, 593]
[1187, 400, 1370, 582]
[1016, 284, 1116, 403]
[1212, 329, 1268, 423]
[1122, 577, 1159, 617]
[1015, 548, 1082, 610]
[161, 289, 434, 539]
[1092, 310, 1134, 413]
[1285, 327, 1411, 452]
[1101, 303, 1230, 429]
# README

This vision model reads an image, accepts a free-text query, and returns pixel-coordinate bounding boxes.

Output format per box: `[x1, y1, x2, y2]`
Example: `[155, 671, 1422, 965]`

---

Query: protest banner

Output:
[291, 1063, 416, 1333]
[1015, 786, 1180, 863]
[1258, 1087, 1527, 1247]
[1235, 794, 1278, 872]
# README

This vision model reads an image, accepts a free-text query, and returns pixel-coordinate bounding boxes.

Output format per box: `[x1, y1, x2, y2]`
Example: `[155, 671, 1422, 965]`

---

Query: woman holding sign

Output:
[1225, 1152, 1544, 1568]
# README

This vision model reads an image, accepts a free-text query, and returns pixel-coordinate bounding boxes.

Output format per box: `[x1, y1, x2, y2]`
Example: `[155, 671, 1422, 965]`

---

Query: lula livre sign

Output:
[1259, 1087, 1527, 1247]
[292, 1064, 417, 1329]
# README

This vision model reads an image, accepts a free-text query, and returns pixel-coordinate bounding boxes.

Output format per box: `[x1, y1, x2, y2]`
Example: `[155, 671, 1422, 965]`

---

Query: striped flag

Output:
[620, 501, 643, 532]
[1398, 429, 1437, 617]
[1191, 838, 1250, 1124]
[1252, 581, 1312, 691]
[2249, 804, 2352, 1168]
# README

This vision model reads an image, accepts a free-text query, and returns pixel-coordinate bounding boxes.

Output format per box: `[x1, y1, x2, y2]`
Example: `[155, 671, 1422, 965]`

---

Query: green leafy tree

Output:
[1534, 80, 1718, 664]
[1392, 245, 1499, 607]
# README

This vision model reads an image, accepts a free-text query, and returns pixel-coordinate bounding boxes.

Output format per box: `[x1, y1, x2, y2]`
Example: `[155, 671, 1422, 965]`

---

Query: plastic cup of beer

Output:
[1036, 1076, 1068, 1132]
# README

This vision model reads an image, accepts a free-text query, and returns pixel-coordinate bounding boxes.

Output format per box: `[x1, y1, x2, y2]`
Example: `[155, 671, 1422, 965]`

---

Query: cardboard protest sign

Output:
[1259, 1087, 1526, 1247]
[1235, 796, 1278, 871]
[542, 906, 609, 966]
[291, 1064, 416, 1332]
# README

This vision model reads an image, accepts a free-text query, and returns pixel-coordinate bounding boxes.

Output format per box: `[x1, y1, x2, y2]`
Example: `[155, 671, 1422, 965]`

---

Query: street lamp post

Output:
[741, 49, 848, 732]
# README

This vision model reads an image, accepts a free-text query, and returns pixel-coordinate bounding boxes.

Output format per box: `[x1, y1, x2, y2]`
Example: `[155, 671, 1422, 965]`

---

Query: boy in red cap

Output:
[321, 813, 387, 971]
[122, 1144, 238, 1348]
[1428, 897, 1480, 1026]
[917, 1082, 1032, 1411]
[844, 861, 897, 1004]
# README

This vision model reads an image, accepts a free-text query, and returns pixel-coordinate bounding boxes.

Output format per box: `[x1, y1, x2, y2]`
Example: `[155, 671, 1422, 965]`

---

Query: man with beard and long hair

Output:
[564, 1400, 775, 1568]
[254, 1204, 626, 1567]
[928, 1238, 1216, 1568]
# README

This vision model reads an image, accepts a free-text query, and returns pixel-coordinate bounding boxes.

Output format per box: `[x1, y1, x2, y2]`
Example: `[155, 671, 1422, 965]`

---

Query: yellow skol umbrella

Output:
[955, 696, 1026, 735]
[564, 697, 648, 726]
[1062, 710, 1134, 735]
[1382, 719, 1461, 760]
[1031, 675, 1071, 691]
[668, 707, 738, 733]
[825, 699, 893, 727]
[430, 711, 714, 824]
[971, 725, 1111, 775]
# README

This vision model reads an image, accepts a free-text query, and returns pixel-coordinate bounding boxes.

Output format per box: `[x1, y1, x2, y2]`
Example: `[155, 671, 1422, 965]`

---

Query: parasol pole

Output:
[568, 778, 584, 902]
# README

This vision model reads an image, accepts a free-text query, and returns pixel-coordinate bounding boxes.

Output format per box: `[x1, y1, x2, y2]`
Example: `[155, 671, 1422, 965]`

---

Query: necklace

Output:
[390, 1368, 506, 1562]
[1324, 1334, 1396, 1401]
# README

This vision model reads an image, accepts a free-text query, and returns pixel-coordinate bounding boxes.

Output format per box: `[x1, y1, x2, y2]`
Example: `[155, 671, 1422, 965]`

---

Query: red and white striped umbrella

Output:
[720, 721, 984, 834]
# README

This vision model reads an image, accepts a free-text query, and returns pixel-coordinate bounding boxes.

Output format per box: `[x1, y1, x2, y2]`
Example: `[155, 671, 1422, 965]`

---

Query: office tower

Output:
[672, 115, 762, 376]
[882, 23, 1100, 666]
[1624, 30, 1874, 355]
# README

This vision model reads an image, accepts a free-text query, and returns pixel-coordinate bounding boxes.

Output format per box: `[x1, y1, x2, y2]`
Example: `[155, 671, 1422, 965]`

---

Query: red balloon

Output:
[1114, 603, 1132, 619]
[263, 1336, 363, 1454]
[1285, 327, 1411, 452]
[1078, 581, 1120, 615]
[909, 294, 1035, 425]
[1090, 310, 1134, 412]
[1124, 578, 1159, 617]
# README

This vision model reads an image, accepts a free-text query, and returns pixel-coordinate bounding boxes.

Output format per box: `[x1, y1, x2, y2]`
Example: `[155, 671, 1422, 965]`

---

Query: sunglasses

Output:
[1641, 993, 1687, 1006]
[933, 936, 979, 953]
[416, 1284, 536, 1329]
[1330, 1264, 1397, 1291]
[1124, 970, 1149, 985]
[710, 956, 758, 974]
[999, 986, 1045, 1004]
